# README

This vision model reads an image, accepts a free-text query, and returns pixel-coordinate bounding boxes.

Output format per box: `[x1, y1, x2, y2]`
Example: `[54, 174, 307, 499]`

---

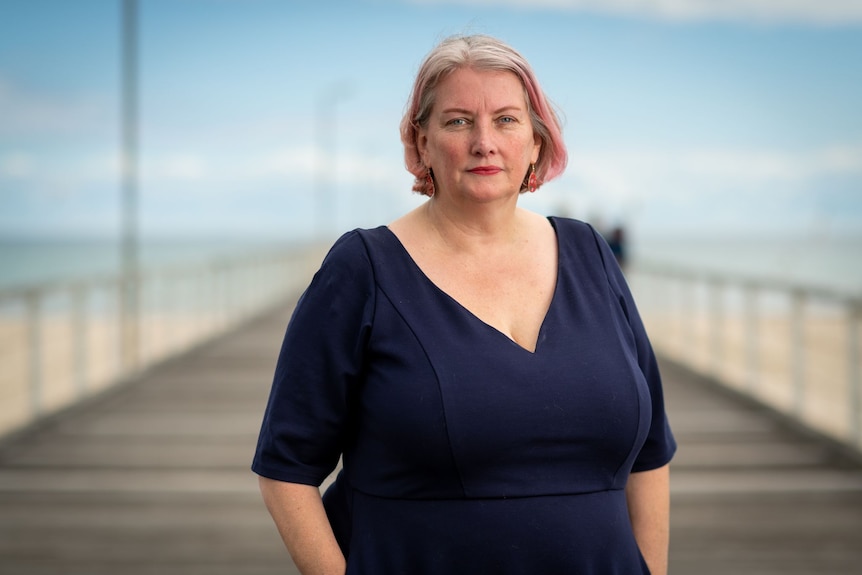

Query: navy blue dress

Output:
[253, 217, 676, 574]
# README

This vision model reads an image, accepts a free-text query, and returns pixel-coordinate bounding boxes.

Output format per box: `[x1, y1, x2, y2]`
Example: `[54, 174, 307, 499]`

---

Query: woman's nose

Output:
[470, 122, 496, 156]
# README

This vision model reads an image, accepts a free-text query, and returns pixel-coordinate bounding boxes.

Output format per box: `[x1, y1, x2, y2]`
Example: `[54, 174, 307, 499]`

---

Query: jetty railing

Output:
[0, 244, 327, 439]
[629, 262, 862, 453]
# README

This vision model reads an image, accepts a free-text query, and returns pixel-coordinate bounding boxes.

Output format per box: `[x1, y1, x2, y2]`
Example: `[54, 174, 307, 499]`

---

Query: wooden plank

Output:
[662, 360, 862, 574]
[0, 306, 298, 575]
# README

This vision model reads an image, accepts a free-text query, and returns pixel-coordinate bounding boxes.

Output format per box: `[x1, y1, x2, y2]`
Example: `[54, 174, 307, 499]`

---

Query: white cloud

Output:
[0, 152, 34, 179]
[0, 77, 113, 138]
[411, 0, 862, 24]
[148, 153, 209, 182]
[136, 145, 412, 199]
[7, 136, 859, 236]
[567, 144, 862, 201]
[246, 147, 318, 179]
[0, 150, 117, 200]
[677, 147, 862, 182]
[531, 143, 862, 230]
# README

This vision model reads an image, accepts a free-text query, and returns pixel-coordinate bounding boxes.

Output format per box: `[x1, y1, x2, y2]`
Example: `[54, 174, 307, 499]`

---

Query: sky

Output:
[1, 0, 861, 242]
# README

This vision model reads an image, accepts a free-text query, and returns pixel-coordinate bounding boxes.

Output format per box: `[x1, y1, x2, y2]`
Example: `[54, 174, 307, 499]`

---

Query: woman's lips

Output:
[468, 166, 502, 175]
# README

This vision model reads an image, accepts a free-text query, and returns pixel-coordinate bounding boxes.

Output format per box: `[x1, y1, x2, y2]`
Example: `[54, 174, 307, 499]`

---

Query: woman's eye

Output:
[448, 118, 467, 126]
[499, 116, 516, 124]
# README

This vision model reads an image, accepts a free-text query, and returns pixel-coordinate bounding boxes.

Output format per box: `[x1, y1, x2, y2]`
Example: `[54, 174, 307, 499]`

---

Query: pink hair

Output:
[400, 34, 568, 196]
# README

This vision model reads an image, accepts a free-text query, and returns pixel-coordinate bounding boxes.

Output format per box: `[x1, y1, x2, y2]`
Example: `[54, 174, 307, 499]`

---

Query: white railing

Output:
[0, 244, 327, 439]
[629, 263, 862, 452]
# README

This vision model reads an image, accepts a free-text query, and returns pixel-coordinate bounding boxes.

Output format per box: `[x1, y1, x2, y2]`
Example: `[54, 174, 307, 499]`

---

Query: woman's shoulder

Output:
[546, 215, 596, 237]
[323, 226, 391, 259]
[315, 226, 404, 283]
[548, 216, 620, 272]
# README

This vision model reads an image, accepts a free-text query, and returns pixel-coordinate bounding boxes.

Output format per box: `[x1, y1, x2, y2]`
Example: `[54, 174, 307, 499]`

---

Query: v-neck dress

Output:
[252, 217, 676, 574]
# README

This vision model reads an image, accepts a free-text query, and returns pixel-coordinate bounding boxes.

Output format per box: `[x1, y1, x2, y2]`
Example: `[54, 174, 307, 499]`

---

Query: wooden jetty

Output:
[1, 303, 860, 574]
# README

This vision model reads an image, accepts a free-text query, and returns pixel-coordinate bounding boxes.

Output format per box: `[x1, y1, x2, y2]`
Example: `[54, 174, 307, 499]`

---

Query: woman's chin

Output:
[447, 184, 521, 204]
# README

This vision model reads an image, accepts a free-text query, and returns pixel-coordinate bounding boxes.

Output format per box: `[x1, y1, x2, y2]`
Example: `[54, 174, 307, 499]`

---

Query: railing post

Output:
[680, 276, 694, 368]
[672, 275, 683, 357]
[215, 263, 225, 330]
[71, 285, 87, 397]
[0, 248, 319, 440]
[25, 290, 43, 417]
[744, 283, 759, 393]
[791, 290, 807, 418]
[710, 278, 724, 379]
[139, 272, 150, 364]
[849, 300, 861, 449]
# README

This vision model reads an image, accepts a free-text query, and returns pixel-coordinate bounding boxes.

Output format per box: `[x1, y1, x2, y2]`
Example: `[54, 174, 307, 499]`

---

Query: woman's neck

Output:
[422, 196, 524, 255]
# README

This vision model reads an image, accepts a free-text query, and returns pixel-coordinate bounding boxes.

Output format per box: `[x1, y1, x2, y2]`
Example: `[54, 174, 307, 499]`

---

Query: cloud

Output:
[410, 0, 862, 24]
[6, 138, 860, 236]
[0, 152, 34, 179]
[566, 144, 862, 201]
[0, 76, 114, 139]
[136, 145, 412, 198]
[531, 143, 862, 231]
[0, 149, 117, 203]
[673, 146, 862, 182]
[146, 153, 209, 182]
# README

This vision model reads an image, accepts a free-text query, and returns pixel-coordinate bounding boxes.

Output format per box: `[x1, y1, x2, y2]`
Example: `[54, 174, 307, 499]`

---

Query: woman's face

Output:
[418, 67, 541, 203]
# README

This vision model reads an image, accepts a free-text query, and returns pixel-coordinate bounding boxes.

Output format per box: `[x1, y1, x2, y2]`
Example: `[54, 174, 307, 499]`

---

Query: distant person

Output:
[608, 224, 628, 269]
[252, 34, 675, 574]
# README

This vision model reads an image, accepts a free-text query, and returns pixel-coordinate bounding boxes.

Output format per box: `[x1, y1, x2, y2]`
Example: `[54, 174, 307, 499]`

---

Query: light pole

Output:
[314, 82, 352, 238]
[120, 0, 139, 373]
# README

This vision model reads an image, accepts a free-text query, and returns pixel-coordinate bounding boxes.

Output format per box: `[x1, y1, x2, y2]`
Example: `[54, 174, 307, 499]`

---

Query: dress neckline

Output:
[380, 217, 562, 355]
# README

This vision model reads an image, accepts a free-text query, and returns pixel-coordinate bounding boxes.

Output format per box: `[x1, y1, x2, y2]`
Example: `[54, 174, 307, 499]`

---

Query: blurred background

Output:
[1, 2, 861, 572]
[2, 0, 861, 435]
[2, 0, 860, 288]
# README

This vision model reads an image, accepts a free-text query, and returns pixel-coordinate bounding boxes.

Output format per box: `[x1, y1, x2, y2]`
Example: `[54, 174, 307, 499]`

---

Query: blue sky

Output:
[1, 0, 861, 241]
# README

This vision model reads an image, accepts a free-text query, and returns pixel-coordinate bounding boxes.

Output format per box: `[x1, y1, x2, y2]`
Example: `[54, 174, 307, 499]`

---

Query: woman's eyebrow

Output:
[440, 105, 524, 115]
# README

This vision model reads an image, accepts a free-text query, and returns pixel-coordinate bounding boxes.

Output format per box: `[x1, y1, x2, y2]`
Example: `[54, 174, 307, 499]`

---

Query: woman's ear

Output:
[531, 134, 541, 164]
[417, 128, 429, 166]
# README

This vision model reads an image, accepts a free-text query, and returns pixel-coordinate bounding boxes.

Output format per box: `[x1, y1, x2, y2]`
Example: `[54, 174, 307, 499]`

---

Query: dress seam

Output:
[356, 227, 469, 497]
[584, 221, 644, 485]
[348, 485, 627, 502]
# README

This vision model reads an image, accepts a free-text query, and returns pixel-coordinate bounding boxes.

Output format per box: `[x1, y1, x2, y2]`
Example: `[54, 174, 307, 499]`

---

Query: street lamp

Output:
[314, 81, 353, 238]
[120, 0, 139, 372]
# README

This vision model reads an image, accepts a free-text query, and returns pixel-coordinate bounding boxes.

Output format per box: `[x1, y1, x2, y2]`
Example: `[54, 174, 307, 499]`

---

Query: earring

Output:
[425, 168, 435, 197]
[528, 164, 538, 193]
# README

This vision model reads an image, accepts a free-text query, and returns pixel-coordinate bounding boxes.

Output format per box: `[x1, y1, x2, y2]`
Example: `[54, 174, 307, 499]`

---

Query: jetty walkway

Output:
[1, 303, 861, 574]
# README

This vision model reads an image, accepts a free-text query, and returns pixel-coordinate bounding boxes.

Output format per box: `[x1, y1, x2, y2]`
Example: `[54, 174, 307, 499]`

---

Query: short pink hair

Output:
[400, 34, 568, 196]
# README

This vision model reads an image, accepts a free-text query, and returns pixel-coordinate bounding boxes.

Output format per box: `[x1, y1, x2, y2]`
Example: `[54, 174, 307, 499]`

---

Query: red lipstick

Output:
[469, 166, 502, 175]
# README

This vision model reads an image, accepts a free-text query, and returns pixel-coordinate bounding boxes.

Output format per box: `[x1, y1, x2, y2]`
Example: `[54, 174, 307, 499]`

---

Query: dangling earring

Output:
[527, 164, 538, 193]
[425, 168, 435, 197]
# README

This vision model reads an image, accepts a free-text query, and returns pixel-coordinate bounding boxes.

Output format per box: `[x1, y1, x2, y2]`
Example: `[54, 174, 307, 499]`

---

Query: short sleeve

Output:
[252, 231, 376, 485]
[588, 225, 677, 472]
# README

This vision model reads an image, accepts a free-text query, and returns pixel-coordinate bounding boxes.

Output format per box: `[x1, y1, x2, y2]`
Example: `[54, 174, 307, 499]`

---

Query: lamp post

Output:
[314, 82, 352, 238]
[120, 0, 139, 373]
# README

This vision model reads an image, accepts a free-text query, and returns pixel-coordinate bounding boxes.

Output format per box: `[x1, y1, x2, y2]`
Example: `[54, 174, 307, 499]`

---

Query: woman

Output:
[253, 34, 676, 574]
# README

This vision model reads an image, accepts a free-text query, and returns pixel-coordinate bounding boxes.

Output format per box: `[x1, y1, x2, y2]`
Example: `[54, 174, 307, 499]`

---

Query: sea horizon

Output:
[2, 230, 861, 296]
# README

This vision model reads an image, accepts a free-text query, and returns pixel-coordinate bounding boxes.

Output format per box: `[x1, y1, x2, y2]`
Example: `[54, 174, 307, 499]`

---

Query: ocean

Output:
[631, 234, 862, 297]
[1, 234, 861, 297]
[0, 238, 296, 291]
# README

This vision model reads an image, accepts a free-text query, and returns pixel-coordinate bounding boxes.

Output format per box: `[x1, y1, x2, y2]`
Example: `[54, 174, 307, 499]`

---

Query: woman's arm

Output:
[625, 463, 671, 575]
[258, 476, 346, 575]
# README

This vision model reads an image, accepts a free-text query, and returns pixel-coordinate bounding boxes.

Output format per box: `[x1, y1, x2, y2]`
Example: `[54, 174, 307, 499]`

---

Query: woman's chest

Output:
[347, 277, 651, 497]
[413, 249, 557, 353]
